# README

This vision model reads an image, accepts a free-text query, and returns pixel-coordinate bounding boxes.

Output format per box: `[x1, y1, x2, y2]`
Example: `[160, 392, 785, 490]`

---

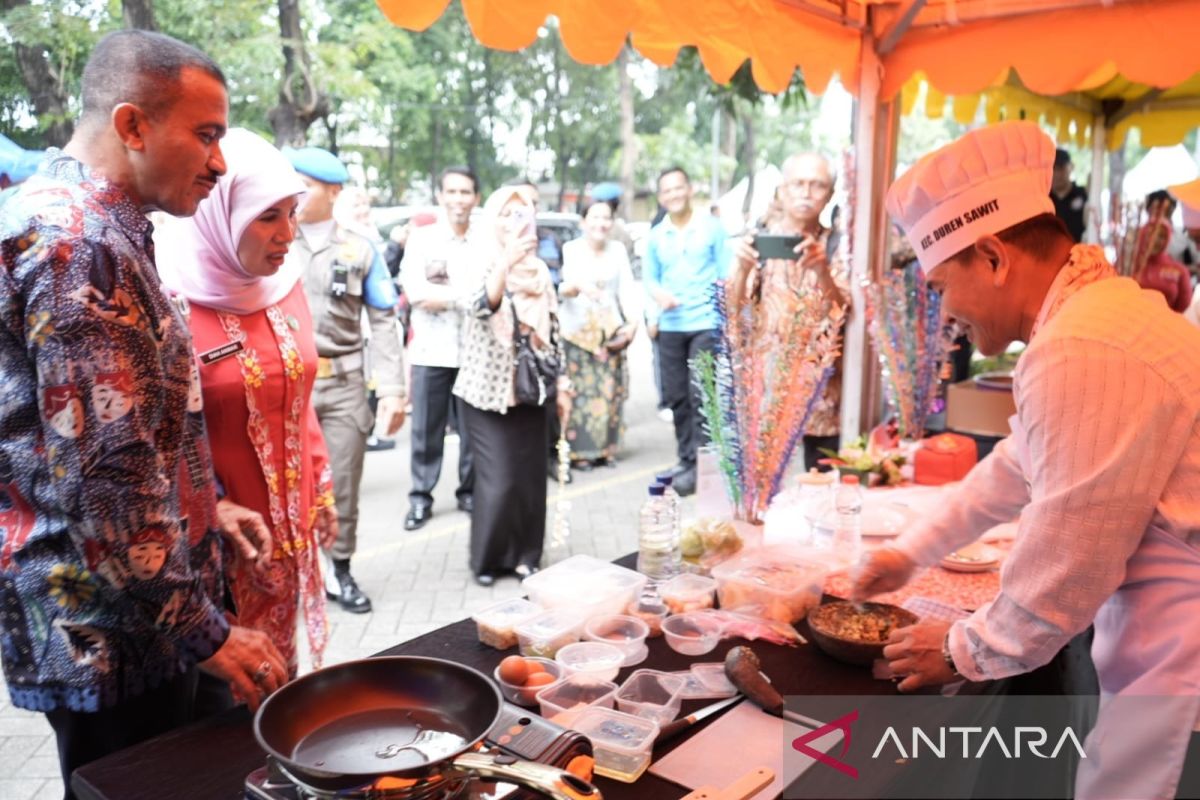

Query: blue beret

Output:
[590, 181, 622, 202]
[283, 146, 349, 184]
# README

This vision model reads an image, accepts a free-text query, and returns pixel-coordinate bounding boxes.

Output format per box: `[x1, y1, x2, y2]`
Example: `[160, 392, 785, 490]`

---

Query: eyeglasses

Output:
[782, 179, 832, 195]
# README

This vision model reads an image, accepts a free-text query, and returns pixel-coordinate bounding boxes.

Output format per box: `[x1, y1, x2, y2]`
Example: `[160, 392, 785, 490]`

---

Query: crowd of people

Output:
[3, 26, 1200, 800]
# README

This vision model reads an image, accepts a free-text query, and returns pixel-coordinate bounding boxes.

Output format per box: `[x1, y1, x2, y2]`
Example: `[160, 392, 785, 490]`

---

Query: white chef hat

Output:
[886, 121, 1056, 271]
[1169, 178, 1200, 229]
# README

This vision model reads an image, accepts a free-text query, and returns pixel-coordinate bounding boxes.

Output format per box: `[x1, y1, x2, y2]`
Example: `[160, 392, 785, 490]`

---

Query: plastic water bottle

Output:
[656, 475, 682, 546]
[832, 474, 863, 567]
[637, 485, 679, 581]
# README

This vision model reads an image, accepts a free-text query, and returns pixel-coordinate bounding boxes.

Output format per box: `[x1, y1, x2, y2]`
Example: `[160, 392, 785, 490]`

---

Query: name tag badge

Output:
[198, 340, 244, 365]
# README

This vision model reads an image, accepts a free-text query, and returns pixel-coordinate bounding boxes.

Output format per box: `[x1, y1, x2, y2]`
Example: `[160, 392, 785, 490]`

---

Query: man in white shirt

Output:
[853, 121, 1200, 798]
[399, 167, 481, 530]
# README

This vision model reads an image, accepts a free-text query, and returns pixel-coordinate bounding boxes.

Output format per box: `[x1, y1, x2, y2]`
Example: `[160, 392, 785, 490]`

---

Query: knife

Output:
[655, 694, 743, 746]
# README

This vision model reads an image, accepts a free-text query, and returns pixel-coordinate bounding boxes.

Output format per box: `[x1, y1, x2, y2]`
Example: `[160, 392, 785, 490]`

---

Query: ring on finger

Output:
[253, 660, 272, 685]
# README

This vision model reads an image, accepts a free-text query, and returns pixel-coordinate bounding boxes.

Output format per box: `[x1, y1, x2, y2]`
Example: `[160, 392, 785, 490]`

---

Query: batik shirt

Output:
[0, 152, 229, 712]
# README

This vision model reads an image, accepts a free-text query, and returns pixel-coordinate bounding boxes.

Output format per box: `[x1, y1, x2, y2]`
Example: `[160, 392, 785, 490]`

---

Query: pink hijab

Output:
[156, 128, 307, 315]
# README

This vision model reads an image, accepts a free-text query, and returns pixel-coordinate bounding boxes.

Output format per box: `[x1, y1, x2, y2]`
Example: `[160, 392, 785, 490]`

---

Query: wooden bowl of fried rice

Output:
[806, 601, 919, 666]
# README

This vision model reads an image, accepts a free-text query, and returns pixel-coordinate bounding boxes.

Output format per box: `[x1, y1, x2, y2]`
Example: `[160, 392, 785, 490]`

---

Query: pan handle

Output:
[451, 751, 601, 800]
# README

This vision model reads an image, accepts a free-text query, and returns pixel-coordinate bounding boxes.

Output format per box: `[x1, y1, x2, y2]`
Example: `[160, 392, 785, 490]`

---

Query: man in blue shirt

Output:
[644, 166, 731, 494]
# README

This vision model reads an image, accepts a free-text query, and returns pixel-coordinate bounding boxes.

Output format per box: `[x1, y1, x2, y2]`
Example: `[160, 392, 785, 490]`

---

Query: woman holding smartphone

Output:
[454, 187, 567, 586]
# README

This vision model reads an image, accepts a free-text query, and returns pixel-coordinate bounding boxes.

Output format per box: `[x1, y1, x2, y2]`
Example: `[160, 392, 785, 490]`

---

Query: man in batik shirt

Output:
[0, 30, 283, 792]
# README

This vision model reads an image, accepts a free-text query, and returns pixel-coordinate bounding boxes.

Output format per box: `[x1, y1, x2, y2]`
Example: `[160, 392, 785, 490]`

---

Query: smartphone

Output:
[754, 233, 806, 261]
[512, 206, 537, 240]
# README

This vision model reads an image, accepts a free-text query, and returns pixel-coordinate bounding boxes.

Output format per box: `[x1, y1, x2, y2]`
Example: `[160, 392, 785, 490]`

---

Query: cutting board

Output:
[650, 702, 843, 796]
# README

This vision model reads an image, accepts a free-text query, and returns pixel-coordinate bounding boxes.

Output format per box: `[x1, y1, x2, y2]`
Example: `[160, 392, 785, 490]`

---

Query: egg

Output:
[498, 655, 529, 686]
[524, 671, 556, 688]
[524, 660, 547, 676]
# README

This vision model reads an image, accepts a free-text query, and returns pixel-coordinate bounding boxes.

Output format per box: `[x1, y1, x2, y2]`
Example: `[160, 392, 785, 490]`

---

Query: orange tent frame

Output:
[377, 0, 1200, 436]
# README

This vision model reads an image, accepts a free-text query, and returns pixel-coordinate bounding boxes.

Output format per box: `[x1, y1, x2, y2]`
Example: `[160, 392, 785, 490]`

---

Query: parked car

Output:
[533, 211, 583, 284]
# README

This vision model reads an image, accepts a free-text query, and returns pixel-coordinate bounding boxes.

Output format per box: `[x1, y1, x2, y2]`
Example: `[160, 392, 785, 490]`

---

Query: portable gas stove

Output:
[245, 703, 593, 800]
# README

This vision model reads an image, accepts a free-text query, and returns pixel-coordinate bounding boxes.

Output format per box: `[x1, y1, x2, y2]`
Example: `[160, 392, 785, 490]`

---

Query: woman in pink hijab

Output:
[1134, 216, 1193, 313]
[156, 128, 333, 680]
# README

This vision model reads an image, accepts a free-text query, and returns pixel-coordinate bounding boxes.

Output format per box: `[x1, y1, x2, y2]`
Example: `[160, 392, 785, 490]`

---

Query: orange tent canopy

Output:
[376, 0, 1200, 101]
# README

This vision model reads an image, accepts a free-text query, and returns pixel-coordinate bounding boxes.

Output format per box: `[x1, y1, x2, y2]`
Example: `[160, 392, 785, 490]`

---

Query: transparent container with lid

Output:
[614, 669, 686, 726]
[711, 544, 830, 624]
[798, 468, 836, 523]
[535, 674, 618, 726]
[471, 597, 543, 650]
[513, 607, 584, 659]
[570, 706, 660, 783]
[660, 573, 717, 615]
[521, 555, 647, 619]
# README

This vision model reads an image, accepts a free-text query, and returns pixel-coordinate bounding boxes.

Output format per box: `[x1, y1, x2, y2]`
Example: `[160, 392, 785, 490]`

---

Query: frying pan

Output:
[254, 656, 599, 799]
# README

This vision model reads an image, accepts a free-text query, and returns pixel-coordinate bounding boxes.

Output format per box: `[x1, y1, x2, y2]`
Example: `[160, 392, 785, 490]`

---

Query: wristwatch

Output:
[942, 630, 962, 679]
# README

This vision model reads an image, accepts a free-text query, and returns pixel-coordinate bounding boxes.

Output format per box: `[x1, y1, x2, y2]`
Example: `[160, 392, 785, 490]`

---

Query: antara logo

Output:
[872, 726, 1088, 760]
[792, 711, 860, 778]
[792, 711, 1087, 780]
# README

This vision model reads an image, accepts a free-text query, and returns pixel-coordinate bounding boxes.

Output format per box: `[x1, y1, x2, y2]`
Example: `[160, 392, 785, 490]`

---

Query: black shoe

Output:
[673, 467, 697, 497]
[572, 460, 594, 472]
[549, 463, 572, 483]
[514, 563, 540, 579]
[366, 435, 396, 452]
[404, 505, 433, 531]
[474, 572, 496, 587]
[596, 456, 619, 469]
[326, 570, 372, 613]
[456, 495, 474, 514]
[656, 462, 690, 482]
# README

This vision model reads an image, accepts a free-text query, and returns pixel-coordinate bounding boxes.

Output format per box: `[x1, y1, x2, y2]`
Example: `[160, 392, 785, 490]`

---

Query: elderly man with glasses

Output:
[733, 152, 850, 469]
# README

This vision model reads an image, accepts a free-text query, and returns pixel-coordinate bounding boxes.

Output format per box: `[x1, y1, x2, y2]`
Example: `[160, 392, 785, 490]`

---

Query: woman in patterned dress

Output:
[156, 129, 334, 678]
[558, 200, 639, 469]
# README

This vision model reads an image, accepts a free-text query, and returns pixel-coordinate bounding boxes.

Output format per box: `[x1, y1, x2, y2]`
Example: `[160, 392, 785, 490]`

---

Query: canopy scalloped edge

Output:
[375, 0, 860, 95]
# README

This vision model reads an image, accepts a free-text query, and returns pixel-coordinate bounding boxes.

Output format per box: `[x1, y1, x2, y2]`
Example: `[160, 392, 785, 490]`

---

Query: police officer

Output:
[284, 147, 406, 613]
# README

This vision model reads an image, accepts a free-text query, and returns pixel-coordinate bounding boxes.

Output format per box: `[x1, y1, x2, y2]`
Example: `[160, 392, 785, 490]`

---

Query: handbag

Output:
[512, 307, 559, 407]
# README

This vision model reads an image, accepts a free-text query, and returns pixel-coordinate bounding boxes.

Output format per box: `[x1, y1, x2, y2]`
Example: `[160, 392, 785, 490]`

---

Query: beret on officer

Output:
[283, 146, 350, 185]
[886, 121, 1056, 271]
[1169, 178, 1200, 229]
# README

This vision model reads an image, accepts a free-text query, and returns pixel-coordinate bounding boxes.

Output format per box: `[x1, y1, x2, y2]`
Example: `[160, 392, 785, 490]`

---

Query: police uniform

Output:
[285, 147, 405, 614]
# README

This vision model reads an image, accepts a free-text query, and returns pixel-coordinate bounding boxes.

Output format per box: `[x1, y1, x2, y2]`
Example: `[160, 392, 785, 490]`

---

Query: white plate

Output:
[940, 543, 1002, 572]
[815, 501, 916, 538]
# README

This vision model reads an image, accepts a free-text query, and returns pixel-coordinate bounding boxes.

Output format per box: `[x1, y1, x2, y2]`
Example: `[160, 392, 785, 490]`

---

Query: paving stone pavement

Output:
[0, 334, 691, 799]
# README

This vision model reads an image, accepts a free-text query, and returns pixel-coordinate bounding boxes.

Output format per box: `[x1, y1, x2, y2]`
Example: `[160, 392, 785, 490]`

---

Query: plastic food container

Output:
[555, 641, 624, 682]
[571, 707, 659, 783]
[660, 573, 718, 614]
[661, 611, 725, 656]
[690, 662, 737, 697]
[615, 669, 686, 726]
[626, 591, 669, 638]
[535, 674, 618, 727]
[514, 608, 584, 659]
[472, 597, 544, 650]
[522, 555, 648, 619]
[584, 615, 650, 667]
[711, 545, 829, 624]
[492, 657, 563, 706]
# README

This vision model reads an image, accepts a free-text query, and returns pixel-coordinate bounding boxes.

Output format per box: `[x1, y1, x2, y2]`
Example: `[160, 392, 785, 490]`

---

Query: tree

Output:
[269, 0, 330, 147]
[0, 0, 91, 146]
[122, 0, 156, 30]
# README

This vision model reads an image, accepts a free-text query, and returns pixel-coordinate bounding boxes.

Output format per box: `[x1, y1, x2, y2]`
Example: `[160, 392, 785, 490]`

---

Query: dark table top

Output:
[72, 555, 1096, 800]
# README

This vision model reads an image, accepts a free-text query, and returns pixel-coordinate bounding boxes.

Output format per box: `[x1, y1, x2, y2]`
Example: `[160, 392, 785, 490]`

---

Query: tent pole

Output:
[841, 34, 896, 445]
[1087, 113, 1107, 244]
